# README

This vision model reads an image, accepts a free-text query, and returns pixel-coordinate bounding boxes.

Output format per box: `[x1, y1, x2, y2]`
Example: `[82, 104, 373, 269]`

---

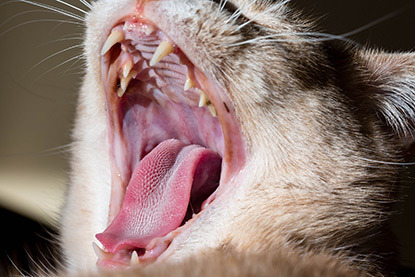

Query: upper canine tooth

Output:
[131, 250, 140, 266]
[150, 40, 174, 66]
[198, 89, 210, 107]
[101, 30, 125, 55]
[184, 74, 196, 91]
[123, 60, 133, 78]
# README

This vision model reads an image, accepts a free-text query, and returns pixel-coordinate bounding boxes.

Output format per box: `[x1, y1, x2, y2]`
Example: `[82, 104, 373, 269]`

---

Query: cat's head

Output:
[61, 0, 415, 274]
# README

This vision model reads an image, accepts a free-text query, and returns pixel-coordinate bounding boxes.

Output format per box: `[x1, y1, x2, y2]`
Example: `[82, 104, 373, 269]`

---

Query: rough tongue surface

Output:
[96, 139, 221, 253]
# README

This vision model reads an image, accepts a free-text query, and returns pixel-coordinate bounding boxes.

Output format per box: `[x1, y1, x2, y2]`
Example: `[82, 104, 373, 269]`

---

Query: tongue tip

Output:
[95, 232, 117, 253]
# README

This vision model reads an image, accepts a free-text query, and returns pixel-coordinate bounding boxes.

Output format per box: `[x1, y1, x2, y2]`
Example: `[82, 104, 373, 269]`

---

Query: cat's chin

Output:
[91, 3, 246, 268]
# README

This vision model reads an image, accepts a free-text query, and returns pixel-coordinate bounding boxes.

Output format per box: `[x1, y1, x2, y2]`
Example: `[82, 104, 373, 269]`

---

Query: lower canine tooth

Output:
[198, 89, 210, 107]
[131, 251, 140, 265]
[92, 242, 113, 260]
[122, 60, 133, 78]
[118, 70, 137, 97]
[207, 104, 217, 117]
[101, 30, 125, 55]
[121, 70, 137, 91]
[150, 40, 174, 66]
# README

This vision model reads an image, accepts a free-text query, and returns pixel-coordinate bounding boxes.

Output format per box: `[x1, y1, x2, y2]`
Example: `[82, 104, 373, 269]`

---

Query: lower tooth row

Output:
[93, 242, 141, 266]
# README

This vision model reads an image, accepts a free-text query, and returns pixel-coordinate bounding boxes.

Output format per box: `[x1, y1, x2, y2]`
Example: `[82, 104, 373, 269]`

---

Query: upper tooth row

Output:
[102, 31, 217, 117]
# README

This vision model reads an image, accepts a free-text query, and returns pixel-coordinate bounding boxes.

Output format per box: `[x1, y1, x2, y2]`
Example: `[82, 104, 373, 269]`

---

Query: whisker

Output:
[226, 0, 259, 24]
[55, 0, 88, 15]
[79, 0, 92, 10]
[225, 8, 402, 48]
[336, 9, 403, 39]
[236, 0, 290, 30]
[4, 0, 85, 22]
[0, 143, 76, 159]
[219, 0, 228, 12]
[0, 18, 83, 37]
[215, 0, 228, 18]
[60, 55, 85, 76]
[7, 255, 28, 277]
[26, 44, 83, 75]
[222, 31, 356, 48]
[37, 36, 83, 47]
[25, 248, 49, 277]
[38, 142, 76, 155]
[0, 9, 57, 29]
[37, 53, 85, 78]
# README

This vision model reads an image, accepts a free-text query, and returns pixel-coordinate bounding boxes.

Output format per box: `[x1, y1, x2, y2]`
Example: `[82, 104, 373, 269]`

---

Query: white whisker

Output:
[60, 55, 85, 76]
[39, 142, 76, 155]
[7, 0, 85, 22]
[227, 0, 259, 24]
[7, 255, 27, 277]
[0, 9, 54, 29]
[221, 31, 355, 48]
[26, 44, 83, 75]
[337, 9, 403, 39]
[38, 53, 85, 77]
[0, 19, 82, 37]
[79, 0, 92, 10]
[25, 249, 49, 277]
[215, 0, 228, 18]
[38, 36, 83, 47]
[219, 0, 228, 12]
[55, 0, 87, 14]
[236, 0, 290, 30]
[225, 7, 401, 48]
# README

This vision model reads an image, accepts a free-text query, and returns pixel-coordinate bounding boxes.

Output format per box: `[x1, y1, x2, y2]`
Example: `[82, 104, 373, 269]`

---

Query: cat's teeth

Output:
[207, 104, 218, 117]
[122, 60, 133, 78]
[101, 30, 125, 55]
[144, 25, 155, 36]
[130, 250, 140, 266]
[118, 70, 137, 97]
[198, 90, 217, 117]
[198, 89, 210, 107]
[184, 74, 196, 91]
[150, 40, 174, 66]
[92, 242, 113, 260]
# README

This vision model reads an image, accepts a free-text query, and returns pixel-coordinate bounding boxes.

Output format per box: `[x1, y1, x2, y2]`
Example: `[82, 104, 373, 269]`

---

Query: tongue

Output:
[96, 139, 221, 253]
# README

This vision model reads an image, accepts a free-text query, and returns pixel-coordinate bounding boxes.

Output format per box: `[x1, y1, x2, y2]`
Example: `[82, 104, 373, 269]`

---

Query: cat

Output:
[52, 0, 415, 276]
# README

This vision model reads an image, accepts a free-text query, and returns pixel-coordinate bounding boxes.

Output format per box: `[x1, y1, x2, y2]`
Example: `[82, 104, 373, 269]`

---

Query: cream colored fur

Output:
[60, 0, 415, 276]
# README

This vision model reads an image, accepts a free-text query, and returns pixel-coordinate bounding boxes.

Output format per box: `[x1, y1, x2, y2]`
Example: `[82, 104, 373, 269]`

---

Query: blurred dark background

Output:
[0, 0, 414, 275]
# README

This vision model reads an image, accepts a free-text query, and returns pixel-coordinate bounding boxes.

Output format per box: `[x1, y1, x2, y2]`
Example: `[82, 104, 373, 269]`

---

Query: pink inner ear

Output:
[96, 139, 221, 253]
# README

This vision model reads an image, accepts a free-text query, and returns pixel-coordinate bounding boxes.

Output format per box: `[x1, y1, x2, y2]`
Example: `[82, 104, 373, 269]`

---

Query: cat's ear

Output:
[352, 49, 415, 137]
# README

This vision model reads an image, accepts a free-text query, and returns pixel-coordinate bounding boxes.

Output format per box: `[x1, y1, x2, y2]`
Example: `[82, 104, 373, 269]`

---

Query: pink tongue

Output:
[96, 139, 220, 253]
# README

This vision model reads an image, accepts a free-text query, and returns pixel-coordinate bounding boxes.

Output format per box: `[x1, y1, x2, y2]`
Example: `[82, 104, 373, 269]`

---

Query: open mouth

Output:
[93, 5, 245, 268]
